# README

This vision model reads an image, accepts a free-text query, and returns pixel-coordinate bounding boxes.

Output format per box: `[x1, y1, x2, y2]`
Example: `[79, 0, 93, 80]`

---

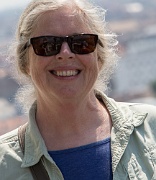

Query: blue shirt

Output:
[48, 137, 113, 180]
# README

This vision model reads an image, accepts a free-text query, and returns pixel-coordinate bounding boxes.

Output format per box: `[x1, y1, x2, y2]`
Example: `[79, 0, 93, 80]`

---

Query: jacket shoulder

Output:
[0, 128, 19, 144]
[122, 102, 156, 124]
[128, 102, 156, 114]
[0, 128, 20, 157]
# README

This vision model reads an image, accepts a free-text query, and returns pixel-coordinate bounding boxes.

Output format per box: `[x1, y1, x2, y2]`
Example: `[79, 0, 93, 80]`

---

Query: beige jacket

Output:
[0, 91, 156, 179]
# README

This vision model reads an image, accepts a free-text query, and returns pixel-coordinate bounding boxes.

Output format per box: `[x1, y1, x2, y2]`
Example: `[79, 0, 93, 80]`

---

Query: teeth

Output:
[53, 70, 79, 77]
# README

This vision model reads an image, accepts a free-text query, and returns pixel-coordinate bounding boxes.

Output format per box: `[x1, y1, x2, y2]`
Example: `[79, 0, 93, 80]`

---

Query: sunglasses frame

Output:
[24, 34, 102, 56]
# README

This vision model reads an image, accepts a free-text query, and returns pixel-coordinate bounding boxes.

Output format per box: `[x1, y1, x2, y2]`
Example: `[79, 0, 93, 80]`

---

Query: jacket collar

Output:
[21, 102, 53, 168]
[95, 90, 148, 172]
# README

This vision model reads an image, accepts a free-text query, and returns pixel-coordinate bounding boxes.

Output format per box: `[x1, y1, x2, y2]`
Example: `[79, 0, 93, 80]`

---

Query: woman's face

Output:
[27, 8, 101, 102]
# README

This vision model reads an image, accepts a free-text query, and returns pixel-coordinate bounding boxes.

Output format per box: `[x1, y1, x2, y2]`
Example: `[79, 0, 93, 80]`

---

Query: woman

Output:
[0, 0, 156, 179]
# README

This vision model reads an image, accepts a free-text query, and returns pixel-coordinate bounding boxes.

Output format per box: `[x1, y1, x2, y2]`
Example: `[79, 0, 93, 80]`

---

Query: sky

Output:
[0, 0, 31, 11]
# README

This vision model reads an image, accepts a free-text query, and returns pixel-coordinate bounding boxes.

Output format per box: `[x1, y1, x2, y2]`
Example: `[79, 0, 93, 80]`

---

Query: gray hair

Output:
[9, 0, 118, 113]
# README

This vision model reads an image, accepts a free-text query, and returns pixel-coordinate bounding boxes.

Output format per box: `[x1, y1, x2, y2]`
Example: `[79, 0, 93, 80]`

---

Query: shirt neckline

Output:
[48, 137, 111, 155]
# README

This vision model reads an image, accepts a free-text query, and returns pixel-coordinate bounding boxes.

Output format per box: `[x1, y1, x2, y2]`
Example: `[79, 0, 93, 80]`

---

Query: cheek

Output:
[27, 49, 49, 75]
[80, 54, 100, 81]
[89, 54, 100, 73]
[26, 57, 41, 78]
[79, 53, 98, 68]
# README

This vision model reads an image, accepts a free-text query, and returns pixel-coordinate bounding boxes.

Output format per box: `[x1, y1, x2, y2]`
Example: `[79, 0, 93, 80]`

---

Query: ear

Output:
[25, 64, 31, 76]
[98, 56, 103, 71]
[24, 53, 31, 76]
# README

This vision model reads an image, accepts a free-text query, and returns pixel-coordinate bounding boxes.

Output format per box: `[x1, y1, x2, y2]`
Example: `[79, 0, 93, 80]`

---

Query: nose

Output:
[56, 42, 75, 60]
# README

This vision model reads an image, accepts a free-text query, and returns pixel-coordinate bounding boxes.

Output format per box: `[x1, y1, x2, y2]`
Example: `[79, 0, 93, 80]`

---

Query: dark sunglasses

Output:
[24, 34, 102, 56]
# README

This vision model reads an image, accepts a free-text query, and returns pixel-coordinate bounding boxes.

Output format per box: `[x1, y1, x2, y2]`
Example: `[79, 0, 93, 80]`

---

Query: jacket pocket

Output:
[127, 154, 148, 180]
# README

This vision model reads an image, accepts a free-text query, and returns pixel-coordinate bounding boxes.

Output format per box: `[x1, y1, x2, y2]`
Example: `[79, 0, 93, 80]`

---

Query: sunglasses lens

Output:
[31, 36, 61, 56]
[30, 34, 98, 56]
[71, 34, 98, 54]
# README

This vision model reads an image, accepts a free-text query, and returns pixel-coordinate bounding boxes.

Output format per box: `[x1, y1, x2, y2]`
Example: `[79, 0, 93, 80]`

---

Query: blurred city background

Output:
[0, 0, 156, 135]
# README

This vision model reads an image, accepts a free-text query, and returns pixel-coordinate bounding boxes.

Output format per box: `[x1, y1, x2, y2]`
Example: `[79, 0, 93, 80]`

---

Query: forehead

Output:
[33, 8, 89, 36]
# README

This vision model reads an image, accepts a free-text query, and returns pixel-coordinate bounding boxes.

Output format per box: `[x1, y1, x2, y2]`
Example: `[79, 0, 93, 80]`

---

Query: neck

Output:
[36, 90, 100, 128]
[35, 90, 111, 150]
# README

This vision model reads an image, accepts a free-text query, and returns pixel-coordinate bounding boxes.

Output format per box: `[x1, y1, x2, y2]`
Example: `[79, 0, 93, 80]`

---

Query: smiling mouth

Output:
[50, 70, 81, 77]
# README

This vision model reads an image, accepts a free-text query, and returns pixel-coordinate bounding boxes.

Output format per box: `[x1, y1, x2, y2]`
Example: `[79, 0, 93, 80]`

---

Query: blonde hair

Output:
[9, 0, 118, 113]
